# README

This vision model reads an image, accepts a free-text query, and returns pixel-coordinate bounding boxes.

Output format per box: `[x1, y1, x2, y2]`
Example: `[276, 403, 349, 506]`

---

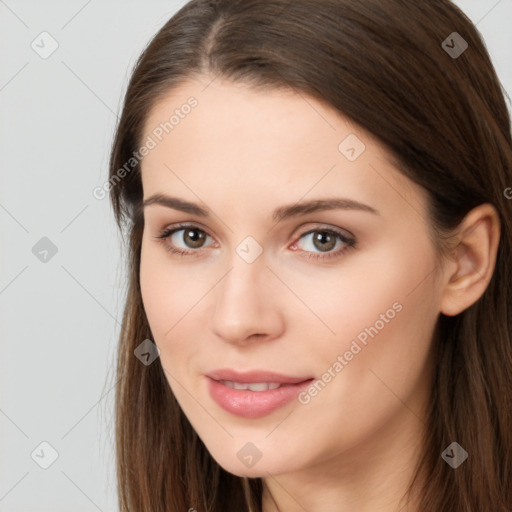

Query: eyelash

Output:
[153, 223, 356, 262]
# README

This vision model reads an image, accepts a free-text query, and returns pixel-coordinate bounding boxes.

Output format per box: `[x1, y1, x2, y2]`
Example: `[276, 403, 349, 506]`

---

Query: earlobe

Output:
[439, 204, 500, 317]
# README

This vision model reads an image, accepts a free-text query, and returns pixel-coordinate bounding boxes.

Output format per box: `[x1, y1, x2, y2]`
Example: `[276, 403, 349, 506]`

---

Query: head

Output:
[108, 1, 512, 511]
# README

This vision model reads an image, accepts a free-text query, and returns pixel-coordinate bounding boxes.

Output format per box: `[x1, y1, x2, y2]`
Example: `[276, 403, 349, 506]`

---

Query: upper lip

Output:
[206, 368, 313, 384]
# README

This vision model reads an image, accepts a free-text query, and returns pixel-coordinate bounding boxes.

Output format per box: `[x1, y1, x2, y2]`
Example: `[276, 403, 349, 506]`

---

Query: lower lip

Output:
[207, 377, 313, 418]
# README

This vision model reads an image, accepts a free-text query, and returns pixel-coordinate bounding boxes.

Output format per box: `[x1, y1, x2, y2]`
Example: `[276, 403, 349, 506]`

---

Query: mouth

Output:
[206, 369, 314, 418]
[206, 368, 313, 384]
[218, 380, 289, 391]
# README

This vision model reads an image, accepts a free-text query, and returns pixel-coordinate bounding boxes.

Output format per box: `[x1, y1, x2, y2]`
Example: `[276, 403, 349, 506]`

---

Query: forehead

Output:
[139, 76, 424, 220]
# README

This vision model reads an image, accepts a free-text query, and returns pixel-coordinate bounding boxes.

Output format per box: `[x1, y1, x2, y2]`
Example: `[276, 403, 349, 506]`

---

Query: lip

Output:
[206, 369, 314, 418]
[206, 368, 312, 384]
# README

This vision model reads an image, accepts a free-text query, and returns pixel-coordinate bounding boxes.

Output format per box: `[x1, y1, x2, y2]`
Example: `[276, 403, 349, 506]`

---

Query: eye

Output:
[154, 224, 215, 257]
[291, 227, 356, 261]
[153, 223, 356, 262]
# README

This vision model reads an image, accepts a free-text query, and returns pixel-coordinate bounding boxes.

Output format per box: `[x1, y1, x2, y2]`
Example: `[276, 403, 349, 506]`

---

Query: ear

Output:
[440, 203, 501, 317]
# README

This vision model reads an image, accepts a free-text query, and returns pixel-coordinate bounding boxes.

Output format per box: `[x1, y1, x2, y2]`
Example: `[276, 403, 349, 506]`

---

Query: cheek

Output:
[278, 250, 439, 464]
[291, 233, 440, 397]
[140, 242, 170, 331]
[139, 239, 212, 373]
[297, 236, 439, 411]
[140, 240, 189, 347]
[279, 234, 437, 348]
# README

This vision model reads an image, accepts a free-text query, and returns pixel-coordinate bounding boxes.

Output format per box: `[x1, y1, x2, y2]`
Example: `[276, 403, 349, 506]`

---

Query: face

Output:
[139, 76, 444, 479]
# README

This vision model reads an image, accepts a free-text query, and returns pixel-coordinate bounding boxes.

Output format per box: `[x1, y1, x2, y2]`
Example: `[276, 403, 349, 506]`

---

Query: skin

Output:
[138, 76, 500, 512]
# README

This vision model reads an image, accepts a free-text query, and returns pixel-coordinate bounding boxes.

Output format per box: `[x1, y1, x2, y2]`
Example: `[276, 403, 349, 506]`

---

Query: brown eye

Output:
[181, 228, 207, 249]
[311, 231, 337, 252]
[296, 228, 351, 254]
[156, 225, 215, 255]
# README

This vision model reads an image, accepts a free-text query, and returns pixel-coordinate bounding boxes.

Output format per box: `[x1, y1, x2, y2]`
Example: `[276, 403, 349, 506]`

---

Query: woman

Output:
[108, 0, 512, 510]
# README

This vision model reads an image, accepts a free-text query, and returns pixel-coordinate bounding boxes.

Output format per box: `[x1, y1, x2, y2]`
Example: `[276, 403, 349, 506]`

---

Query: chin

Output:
[209, 451, 294, 478]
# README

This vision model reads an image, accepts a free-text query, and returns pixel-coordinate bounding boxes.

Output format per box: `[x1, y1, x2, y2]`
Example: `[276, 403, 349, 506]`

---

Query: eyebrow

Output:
[142, 193, 380, 222]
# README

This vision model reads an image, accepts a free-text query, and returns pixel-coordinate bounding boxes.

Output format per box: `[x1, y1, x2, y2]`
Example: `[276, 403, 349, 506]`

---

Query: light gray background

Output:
[0, 1, 510, 510]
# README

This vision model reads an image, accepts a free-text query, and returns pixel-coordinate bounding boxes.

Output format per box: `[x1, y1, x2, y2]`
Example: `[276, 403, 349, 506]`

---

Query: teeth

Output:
[220, 380, 282, 391]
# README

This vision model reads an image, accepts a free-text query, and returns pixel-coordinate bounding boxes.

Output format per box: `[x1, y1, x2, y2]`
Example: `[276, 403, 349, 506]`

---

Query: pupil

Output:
[185, 229, 205, 248]
[314, 231, 335, 252]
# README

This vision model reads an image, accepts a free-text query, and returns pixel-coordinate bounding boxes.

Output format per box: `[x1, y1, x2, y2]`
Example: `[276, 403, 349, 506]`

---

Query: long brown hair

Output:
[108, 1, 512, 510]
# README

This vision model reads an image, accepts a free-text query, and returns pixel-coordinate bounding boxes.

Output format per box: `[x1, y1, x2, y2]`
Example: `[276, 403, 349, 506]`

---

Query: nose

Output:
[210, 254, 285, 346]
